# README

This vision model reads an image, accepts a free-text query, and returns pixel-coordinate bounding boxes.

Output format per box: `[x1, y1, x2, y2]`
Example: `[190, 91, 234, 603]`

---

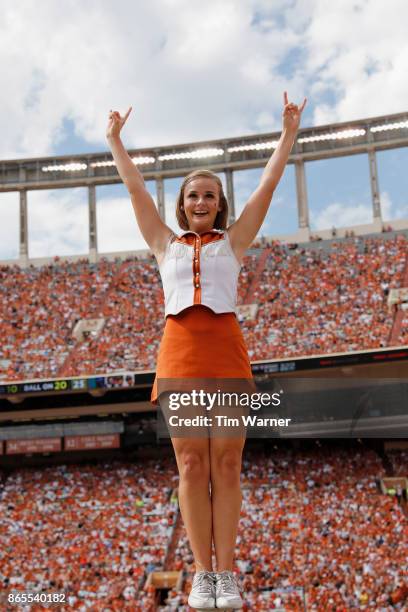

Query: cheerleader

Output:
[107, 91, 306, 610]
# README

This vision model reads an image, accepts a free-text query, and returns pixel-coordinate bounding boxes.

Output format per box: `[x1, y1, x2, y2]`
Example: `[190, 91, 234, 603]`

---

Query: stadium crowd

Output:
[388, 449, 408, 477]
[0, 232, 407, 382]
[0, 458, 178, 611]
[241, 234, 407, 359]
[397, 308, 408, 345]
[164, 444, 408, 611]
[0, 444, 407, 610]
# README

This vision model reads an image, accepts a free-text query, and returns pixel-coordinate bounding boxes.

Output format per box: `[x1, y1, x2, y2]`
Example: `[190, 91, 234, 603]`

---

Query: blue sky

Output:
[0, 0, 407, 259]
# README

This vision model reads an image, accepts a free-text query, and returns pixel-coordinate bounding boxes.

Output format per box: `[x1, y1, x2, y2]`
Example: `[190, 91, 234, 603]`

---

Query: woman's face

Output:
[183, 177, 221, 233]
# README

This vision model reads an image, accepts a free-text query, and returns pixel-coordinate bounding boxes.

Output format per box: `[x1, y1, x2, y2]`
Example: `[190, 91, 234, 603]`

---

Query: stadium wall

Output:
[2, 221, 408, 269]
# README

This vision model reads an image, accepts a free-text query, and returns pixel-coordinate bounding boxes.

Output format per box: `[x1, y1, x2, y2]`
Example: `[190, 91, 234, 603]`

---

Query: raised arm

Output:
[106, 108, 172, 260]
[228, 91, 307, 260]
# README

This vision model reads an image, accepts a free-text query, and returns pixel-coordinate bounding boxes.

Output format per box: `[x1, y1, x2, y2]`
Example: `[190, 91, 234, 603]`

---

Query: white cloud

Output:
[312, 200, 372, 230]
[0, 193, 19, 260]
[28, 188, 89, 258]
[0, 0, 308, 159]
[381, 190, 408, 222]
[299, 0, 408, 123]
[0, 184, 158, 261]
[27, 188, 142, 257]
[312, 190, 408, 230]
[231, 168, 262, 217]
[97, 196, 149, 252]
[1, 0, 407, 160]
[1, 0, 407, 260]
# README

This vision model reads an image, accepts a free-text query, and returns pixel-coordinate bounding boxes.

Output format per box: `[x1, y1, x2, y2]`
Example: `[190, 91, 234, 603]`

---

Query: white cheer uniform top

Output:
[159, 229, 241, 316]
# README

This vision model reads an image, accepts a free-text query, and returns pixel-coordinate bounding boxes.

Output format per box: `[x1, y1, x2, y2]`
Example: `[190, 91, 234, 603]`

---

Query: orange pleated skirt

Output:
[151, 305, 253, 404]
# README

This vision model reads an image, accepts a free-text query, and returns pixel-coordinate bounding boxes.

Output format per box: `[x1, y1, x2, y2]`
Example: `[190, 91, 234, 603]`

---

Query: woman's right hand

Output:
[106, 106, 132, 140]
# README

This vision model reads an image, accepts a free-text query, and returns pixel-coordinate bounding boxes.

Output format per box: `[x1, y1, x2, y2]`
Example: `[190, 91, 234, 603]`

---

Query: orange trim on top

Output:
[193, 235, 201, 304]
[175, 230, 225, 246]
[173, 231, 225, 306]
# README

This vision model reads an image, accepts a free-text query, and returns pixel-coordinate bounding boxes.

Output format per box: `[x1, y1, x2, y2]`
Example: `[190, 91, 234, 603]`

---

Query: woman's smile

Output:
[184, 177, 221, 231]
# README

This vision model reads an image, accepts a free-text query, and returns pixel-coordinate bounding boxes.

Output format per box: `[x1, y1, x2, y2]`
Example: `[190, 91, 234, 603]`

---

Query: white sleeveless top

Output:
[158, 229, 241, 316]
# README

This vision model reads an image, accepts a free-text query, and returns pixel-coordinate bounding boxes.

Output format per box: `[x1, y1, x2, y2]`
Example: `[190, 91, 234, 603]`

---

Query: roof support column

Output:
[368, 149, 382, 221]
[295, 160, 309, 229]
[19, 189, 28, 267]
[88, 184, 98, 262]
[156, 177, 165, 221]
[225, 168, 235, 224]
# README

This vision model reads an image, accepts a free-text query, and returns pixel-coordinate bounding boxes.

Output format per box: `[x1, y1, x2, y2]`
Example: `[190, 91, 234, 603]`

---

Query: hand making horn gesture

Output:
[106, 106, 132, 140]
[282, 91, 307, 133]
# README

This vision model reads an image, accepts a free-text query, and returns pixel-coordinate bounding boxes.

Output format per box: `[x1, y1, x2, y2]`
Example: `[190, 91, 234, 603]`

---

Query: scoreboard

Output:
[1, 344, 407, 400]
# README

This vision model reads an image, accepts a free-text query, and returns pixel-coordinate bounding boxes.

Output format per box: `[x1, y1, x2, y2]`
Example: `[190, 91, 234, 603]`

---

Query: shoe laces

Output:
[193, 571, 215, 594]
[217, 570, 241, 594]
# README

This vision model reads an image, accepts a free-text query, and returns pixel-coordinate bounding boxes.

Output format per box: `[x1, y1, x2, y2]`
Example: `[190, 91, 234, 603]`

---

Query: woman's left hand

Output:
[282, 91, 307, 133]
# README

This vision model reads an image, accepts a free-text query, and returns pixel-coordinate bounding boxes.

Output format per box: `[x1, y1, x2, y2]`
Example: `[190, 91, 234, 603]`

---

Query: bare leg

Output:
[171, 436, 213, 572]
[210, 436, 245, 571]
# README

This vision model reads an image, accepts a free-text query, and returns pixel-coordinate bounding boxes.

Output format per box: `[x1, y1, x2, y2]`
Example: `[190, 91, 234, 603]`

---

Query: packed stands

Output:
[241, 445, 407, 610]
[0, 458, 178, 611]
[387, 449, 408, 477]
[162, 443, 408, 610]
[241, 233, 407, 359]
[0, 231, 407, 382]
[397, 309, 408, 345]
[0, 442, 407, 610]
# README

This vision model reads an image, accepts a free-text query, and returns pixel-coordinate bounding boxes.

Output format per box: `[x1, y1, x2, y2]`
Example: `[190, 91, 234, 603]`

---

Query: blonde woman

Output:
[106, 91, 306, 610]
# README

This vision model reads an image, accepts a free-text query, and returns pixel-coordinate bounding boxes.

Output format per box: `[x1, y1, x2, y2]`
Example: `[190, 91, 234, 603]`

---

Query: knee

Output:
[213, 448, 242, 486]
[178, 450, 209, 484]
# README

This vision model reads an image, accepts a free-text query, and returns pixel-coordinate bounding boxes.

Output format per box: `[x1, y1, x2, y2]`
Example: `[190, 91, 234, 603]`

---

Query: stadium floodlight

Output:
[297, 128, 366, 144]
[42, 162, 87, 172]
[158, 147, 224, 161]
[91, 160, 116, 168]
[370, 120, 408, 132]
[131, 156, 156, 165]
[228, 141, 279, 153]
[91, 156, 155, 168]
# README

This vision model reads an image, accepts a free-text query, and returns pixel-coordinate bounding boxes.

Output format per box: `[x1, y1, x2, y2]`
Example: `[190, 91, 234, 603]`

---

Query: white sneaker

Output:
[215, 571, 243, 609]
[188, 571, 216, 609]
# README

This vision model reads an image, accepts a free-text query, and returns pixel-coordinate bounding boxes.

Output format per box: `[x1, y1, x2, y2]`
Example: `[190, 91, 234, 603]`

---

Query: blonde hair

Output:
[175, 169, 229, 231]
